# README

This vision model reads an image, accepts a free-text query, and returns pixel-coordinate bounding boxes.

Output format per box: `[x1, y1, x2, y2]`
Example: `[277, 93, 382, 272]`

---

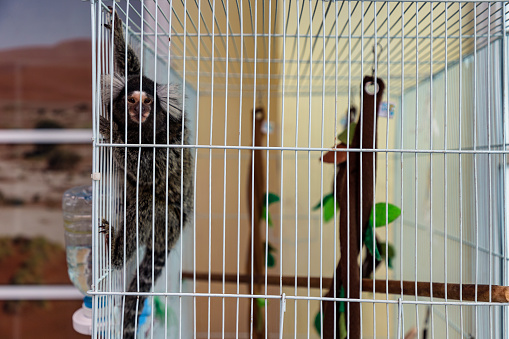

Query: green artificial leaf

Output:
[339, 312, 348, 339]
[379, 242, 396, 269]
[263, 192, 280, 207]
[314, 286, 347, 337]
[313, 193, 338, 223]
[364, 226, 381, 261]
[261, 193, 280, 227]
[256, 298, 266, 308]
[314, 311, 322, 335]
[337, 123, 357, 145]
[263, 241, 276, 268]
[261, 206, 273, 227]
[369, 203, 401, 228]
[322, 195, 337, 222]
[154, 297, 166, 322]
[264, 241, 276, 252]
[266, 252, 275, 267]
[339, 286, 345, 313]
[313, 192, 333, 210]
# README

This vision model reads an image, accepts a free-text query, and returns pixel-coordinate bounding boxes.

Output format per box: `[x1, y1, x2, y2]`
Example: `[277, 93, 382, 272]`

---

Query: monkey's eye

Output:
[144, 98, 152, 105]
[127, 97, 136, 104]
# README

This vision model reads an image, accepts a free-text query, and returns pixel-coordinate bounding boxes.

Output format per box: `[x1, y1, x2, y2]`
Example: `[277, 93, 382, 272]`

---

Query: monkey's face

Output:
[127, 91, 153, 124]
[120, 76, 158, 132]
[102, 73, 179, 141]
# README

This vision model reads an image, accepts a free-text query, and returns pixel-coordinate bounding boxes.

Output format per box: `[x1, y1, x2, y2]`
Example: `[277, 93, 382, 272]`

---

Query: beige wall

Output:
[185, 0, 403, 336]
[161, 0, 455, 337]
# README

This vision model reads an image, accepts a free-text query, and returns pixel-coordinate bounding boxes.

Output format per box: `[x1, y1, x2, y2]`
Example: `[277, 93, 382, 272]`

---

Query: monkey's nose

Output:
[140, 112, 150, 123]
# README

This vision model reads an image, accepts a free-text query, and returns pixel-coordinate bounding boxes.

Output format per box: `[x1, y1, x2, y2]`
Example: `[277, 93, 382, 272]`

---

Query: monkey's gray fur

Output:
[100, 9, 193, 339]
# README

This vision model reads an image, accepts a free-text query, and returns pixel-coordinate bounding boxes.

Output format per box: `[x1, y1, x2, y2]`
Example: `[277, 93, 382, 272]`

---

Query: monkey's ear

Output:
[101, 73, 125, 104]
[156, 83, 183, 119]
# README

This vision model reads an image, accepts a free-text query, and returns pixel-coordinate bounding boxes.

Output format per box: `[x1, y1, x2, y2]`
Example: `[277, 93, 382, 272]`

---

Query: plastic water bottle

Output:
[63, 185, 93, 335]
[63, 185, 93, 294]
[62, 185, 156, 337]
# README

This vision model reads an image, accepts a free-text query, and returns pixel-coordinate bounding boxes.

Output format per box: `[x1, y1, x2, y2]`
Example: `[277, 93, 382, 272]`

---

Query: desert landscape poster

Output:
[0, 1, 95, 337]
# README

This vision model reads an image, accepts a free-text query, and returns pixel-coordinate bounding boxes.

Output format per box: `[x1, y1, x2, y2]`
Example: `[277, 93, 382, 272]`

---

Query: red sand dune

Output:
[0, 39, 92, 103]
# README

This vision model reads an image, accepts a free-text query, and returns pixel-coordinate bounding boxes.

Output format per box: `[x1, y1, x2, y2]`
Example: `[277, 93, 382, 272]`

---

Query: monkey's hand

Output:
[99, 218, 111, 248]
[104, 6, 122, 32]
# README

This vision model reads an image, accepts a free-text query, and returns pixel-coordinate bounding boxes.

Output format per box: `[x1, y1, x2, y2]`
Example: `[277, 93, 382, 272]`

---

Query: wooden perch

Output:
[362, 279, 509, 303]
[181, 271, 509, 303]
[246, 107, 266, 339]
[322, 76, 386, 339]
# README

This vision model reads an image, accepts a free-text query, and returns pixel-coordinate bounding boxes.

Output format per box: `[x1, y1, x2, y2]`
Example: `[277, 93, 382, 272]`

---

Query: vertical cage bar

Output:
[429, 3, 435, 338]
[236, 0, 243, 338]
[250, 0, 257, 337]
[91, 1, 99, 338]
[319, 0, 325, 336]
[399, 2, 406, 337]
[222, 0, 229, 338]
[193, 0, 200, 338]
[208, 0, 216, 337]
[459, 3, 464, 338]
[473, 3, 479, 339]
[360, 2, 365, 337]
[385, 3, 391, 339]
[294, 1, 300, 339]
[444, 3, 450, 339]
[306, 1, 312, 338]
[502, 1, 509, 337]
[414, 2, 420, 335]
[333, 1, 339, 338]
[487, 4, 494, 339]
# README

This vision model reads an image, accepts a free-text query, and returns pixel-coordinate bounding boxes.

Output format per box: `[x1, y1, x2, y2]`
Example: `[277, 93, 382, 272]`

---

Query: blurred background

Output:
[0, 0, 93, 337]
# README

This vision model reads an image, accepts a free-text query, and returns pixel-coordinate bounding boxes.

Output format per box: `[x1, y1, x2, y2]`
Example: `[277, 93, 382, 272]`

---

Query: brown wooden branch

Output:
[362, 279, 509, 303]
[322, 76, 386, 339]
[181, 271, 509, 303]
[246, 107, 266, 339]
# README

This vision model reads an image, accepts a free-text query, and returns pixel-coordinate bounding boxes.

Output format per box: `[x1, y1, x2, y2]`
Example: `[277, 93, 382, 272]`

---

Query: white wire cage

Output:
[89, 0, 509, 338]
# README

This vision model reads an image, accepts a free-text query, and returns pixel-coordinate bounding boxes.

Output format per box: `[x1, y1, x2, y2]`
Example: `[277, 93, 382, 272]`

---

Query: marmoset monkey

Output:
[100, 9, 193, 338]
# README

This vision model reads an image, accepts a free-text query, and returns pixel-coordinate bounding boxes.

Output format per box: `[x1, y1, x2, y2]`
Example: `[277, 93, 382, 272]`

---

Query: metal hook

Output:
[371, 42, 384, 79]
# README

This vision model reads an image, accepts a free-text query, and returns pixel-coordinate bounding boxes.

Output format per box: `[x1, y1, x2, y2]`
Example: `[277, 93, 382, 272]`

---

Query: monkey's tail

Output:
[121, 249, 166, 339]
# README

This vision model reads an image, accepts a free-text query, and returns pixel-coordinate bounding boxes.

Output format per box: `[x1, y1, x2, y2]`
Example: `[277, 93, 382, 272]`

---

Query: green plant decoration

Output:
[338, 286, 345, 312]
[261, 206, 273, 226]
[314, 286, 346, 339]
[313, 193, 338, 222]
[257, 193, 279, 303]
[364, 226, 381, 261]
[313, 198, 400, 261]
[256, 298, 266, 308]
[264, 192, 280, 205]
[153, 298, 179, 329]
[154, 297, 166, 322]
[369, 203, 401, 227]
[263, 241, 276, 268]
[261, 192, 280, 227]
[339, 313, 347, 339]
[364, 203, 401, 262]
[314, 311, 322, 336]
[379, 242, 396, 269]
[337, 123, 357, 145]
